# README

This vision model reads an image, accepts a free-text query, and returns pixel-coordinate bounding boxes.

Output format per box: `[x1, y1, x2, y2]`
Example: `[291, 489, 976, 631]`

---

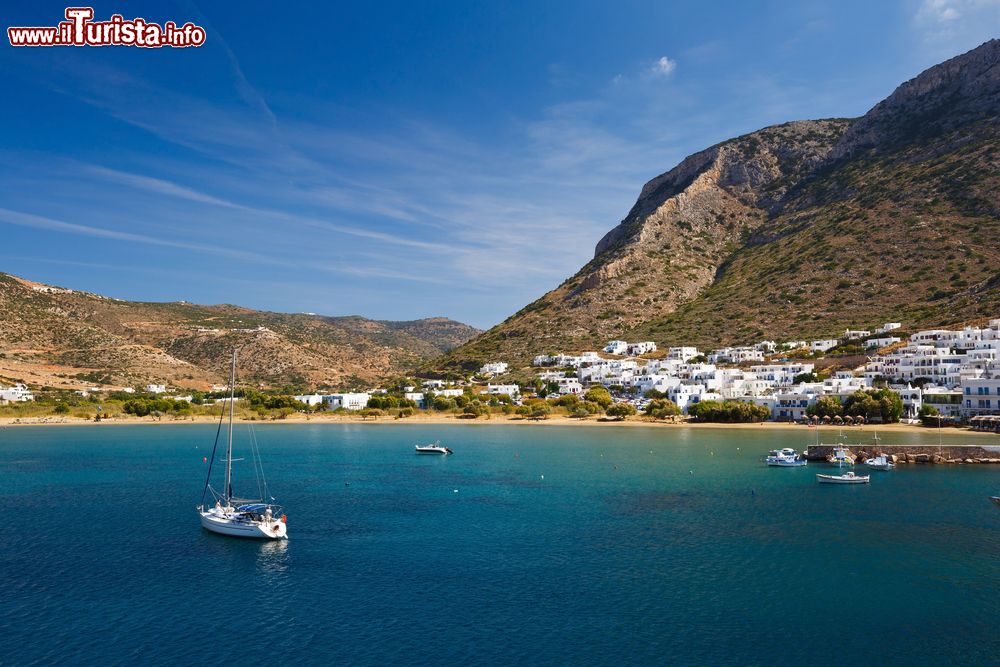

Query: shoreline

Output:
[1, 413, 996, 436]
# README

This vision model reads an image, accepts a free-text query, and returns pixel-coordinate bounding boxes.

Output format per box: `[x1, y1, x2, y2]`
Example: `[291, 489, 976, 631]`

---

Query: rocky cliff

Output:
[436, 39, 1000, 372]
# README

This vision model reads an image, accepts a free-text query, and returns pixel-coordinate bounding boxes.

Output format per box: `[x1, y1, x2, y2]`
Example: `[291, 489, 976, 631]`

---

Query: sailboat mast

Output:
[224, 349, 236, 505]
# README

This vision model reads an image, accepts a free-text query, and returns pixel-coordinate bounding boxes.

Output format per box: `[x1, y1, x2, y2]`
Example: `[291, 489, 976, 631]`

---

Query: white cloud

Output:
[914, 0, 1000, 52]
[650, 56, 677, 76]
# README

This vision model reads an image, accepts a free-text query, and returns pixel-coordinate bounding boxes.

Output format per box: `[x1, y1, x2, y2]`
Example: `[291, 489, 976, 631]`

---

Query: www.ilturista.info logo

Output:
[8, 7, 206, 48]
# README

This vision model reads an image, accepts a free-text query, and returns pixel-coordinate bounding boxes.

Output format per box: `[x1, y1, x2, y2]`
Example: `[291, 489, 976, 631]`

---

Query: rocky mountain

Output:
[436, 39, 1000, 372]
[0, 272, 479, 391]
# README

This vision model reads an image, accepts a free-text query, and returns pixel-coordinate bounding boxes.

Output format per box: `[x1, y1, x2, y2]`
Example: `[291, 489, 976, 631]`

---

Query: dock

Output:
[805, 443, 1000, 464]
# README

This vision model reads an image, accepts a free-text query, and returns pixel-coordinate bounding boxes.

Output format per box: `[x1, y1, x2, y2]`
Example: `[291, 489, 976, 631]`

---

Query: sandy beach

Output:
[1, 412, 994, 436]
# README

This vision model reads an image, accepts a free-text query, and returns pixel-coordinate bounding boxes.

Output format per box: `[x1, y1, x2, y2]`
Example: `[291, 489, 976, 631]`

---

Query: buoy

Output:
[540, 474, 544, 480]
[453, 489, 458, 493]
[689, 470, 693, 474]
[202, 457, 207, 462]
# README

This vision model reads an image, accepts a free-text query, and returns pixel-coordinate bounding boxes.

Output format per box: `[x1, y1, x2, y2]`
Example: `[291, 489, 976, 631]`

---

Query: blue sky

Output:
[1, 1, 997, 328]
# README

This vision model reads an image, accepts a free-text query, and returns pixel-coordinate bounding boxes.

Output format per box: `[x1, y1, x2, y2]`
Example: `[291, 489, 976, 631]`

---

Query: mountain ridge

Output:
[0, 272, 479, 391]
[433, 39, 1000, 372]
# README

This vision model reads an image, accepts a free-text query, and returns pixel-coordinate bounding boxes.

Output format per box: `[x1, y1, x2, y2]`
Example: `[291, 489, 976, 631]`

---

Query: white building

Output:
[865, 336, 901, 349]
[749, 363, 814, 385]
[603, 340, 629, 355]
[810, 339, 838, 353]
[667, 347, 700, 362]
[486, 384, 520, 397]
[479, 362, 509, 376]
[322, 393, 372, 410]
[431, 388, 464, 398]
[0, 383, 33, 403]
[146, 384, 167, 394]
[294, 394, 325, 407]
[626, 341, 657, 356]
[961, 375, 1000, 416]
[875, 322, 902, 334]
[843, 329, 871, 340]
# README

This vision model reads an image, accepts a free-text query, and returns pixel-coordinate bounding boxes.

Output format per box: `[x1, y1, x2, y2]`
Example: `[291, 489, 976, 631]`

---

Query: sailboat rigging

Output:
[197, 350, 288, 539]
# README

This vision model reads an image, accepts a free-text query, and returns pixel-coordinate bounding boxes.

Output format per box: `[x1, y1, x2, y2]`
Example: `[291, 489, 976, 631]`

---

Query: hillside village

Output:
[9, 317, 1000, 431]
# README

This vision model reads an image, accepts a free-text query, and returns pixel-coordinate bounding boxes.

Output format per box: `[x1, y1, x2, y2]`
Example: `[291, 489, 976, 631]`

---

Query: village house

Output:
[0, 383, 34, 403]
[479, 362, 509, 376]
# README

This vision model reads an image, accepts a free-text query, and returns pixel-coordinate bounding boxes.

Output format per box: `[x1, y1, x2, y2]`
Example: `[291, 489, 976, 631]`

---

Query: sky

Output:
[1, 1, 998, 329]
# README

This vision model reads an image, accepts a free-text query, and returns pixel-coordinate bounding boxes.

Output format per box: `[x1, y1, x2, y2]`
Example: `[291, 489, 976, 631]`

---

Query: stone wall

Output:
[805, 444, 1000, 464]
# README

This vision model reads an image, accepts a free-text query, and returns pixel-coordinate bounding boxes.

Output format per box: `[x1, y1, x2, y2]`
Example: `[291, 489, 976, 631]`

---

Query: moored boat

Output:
[864, 454, 895, 471]
[990, 496, 1000, 509]
[197, 350, 288, 540]
[816, 471, 870, 484]
[416, 442, 453, 454]
[765, 447, 807, 467]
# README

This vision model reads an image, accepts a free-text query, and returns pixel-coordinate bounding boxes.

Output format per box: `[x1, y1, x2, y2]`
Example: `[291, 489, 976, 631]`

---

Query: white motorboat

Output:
[864, 454, 895, 471]
[990, 496, 1000, 510]
[816, 471, 870, 484]
[197, 350, 288, 540]
[415, 442, 453, 454]
[765, 448, 807, 467]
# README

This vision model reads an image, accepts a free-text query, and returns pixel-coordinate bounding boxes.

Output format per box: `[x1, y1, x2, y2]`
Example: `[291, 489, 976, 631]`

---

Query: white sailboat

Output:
[197, 350, 288, 539]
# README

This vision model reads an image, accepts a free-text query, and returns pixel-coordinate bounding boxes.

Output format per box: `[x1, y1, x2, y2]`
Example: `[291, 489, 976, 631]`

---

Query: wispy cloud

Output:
[913, 0, 1000, 55]
[649, 56, 678, 76]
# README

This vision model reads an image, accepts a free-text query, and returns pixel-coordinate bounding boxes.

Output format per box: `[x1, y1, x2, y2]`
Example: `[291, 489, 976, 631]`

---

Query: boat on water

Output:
[990, 496, 1000, 509]
[826, 445, 856, 466]
[197, 350, 288, 540]
[415, 442, 453, 454]
[864, 454, 895, 471]
[765, 448, 807, 467]
[816, 471, 870, 484]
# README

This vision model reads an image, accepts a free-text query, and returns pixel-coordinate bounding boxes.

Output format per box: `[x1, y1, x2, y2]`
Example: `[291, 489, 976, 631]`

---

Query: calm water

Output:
[1, 423, 998, 665]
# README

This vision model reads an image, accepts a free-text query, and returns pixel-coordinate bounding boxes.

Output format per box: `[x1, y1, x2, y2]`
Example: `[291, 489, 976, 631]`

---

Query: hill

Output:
[434, 39, 1000, 372]
[0, 272, 479, 391]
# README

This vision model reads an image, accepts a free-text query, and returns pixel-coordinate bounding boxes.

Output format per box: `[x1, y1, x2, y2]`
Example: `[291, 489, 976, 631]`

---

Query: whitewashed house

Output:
[322, 393, 372, 410]
[294, 394, 325, 407]
[146, 384, 167, 394]
[486, 384, 520, 397]
[479, 362, 509, 376]
[603, 340, 629, 355]
[626, 341, 657, 356]
[810, 339, 838, 353]
[667, 347, 700, 362]
[875, 322, 902, 334]
[0, 383, 33, 403]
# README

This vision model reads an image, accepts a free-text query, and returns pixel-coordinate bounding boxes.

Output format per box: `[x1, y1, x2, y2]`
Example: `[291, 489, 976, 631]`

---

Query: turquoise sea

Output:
[1, 423, 999, 665]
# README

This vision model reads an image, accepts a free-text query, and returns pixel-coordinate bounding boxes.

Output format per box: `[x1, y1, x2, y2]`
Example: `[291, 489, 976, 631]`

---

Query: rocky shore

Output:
[805, 444, 1000, 464]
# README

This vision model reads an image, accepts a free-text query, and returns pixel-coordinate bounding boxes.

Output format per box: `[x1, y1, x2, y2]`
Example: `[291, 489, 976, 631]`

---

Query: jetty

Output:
[805, 443, 1000, 464]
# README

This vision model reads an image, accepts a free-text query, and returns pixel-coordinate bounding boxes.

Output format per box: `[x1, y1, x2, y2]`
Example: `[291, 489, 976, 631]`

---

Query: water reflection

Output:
[256, 538, 289, 576]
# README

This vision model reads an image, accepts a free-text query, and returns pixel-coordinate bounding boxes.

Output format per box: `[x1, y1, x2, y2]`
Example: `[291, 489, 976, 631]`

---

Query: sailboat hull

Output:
[199, 510, 287, 539]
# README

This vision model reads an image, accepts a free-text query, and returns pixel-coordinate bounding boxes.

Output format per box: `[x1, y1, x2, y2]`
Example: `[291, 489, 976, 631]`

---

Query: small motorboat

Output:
[816, 471, 870, 484]
[415, 443, 453, 455]
[864, 454, 895, 471]
[765, 448, 807, 467]
[990, 496, 1000, 509]
[825, 445, 856, 466]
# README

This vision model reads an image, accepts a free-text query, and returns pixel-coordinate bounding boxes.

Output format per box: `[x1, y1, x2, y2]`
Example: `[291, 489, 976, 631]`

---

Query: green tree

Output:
[645, 398, 681, 420]
[583, 386, 613, 409]
[806, 396, 843, 418]
[606, 403, 637, 420]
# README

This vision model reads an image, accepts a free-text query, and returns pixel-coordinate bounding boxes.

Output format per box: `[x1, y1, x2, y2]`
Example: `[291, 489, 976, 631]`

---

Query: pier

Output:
[805, 443, 1000, 464]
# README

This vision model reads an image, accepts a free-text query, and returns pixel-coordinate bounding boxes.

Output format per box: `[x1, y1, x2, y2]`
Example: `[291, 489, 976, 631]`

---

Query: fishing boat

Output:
[990, 496, 1000, 509]
[826, 445, 856, 466]
[816, 471, 870, 484]
[864, 454, 895, 471]
[198, 350, 288, 539]
[765, 448, 807, 467]
[415, 442, 453, 454]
